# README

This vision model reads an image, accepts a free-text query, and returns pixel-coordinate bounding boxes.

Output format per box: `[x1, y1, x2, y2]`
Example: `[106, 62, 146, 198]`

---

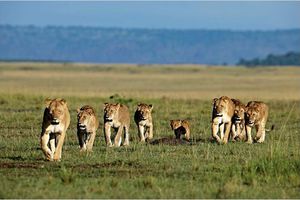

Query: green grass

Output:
[0, 93, 299, 198]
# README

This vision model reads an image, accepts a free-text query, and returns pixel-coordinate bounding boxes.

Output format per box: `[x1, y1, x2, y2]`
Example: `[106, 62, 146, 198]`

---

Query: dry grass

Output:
[0, 62, 299, 100]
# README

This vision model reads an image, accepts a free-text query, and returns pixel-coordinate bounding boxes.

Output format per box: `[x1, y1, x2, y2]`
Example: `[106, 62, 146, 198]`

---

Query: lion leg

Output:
[77, 131, 86, 151]
[139, 125, 146, 142]
[222, 122, 231, 144]
[148, 124, 153, 140]
[236, 124, 241, 139]
[239, 124, 246, 141]
[41, 131, 53, 161]
[185, 128, 191, 140]
[175, 130, 181, 139]
[219, 123, 225, 140]
[256, 124, 266, 143]
[231, 123, 238, 141]
[86, 131, 96, 151]
[53, 132, 65, 161]
[211, 122, 222, 143]
[245, 125, 253, 144]
[114, 125, 123, 147]
[104, 124, 113, 147]
[123, 125, 130, 146]
[49, 133, 56, 156]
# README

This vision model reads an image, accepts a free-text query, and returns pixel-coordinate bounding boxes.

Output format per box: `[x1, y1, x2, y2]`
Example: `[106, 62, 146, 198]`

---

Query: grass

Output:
[0, 62, 299, 198]
[1, 62, 300, 100]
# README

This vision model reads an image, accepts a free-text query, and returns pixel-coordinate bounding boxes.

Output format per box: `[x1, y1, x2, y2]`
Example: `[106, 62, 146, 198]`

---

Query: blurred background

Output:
[0, 1, 300, 65]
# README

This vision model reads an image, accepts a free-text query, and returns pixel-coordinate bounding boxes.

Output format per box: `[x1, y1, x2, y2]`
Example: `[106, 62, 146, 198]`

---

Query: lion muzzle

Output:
[51, 118, 60, 125]
[78, 123, 86, 130]
[234, 117, 242, 123]
[247, 121, 255, 126]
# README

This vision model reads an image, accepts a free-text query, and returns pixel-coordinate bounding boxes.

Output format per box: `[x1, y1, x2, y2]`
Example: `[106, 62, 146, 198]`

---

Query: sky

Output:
[0, 1, 300, 30]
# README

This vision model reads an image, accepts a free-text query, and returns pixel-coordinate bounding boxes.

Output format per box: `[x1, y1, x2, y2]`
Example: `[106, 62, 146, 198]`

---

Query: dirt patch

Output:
[148, 137, 191, 145]
[148, 137, 207, 145]
[0, 162, 44, 169]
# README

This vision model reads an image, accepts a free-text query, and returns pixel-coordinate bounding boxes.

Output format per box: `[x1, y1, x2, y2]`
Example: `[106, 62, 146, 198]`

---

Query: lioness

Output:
[170, 119, 191, 140]
[211, 96, 235, 144]
[103, 103, 130, 147]
[245, 101, 269, 143]
[134, 103, 154, 142]
[40, 98, 70, 161]
[77, 105, 99, 151]
[231, 99, 246, 141]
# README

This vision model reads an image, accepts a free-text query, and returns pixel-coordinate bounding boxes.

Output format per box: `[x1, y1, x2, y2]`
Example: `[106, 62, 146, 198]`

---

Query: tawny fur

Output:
[103, 103, 130, 147]
[245, 101, 269, 144]
[211, 96, 235, 144]
[134, 103, 154, 142]
[77, 105, 99, 151]
[170, 119, 191, 140]
[40, 98, 70, 161]
[231, 99, 247, 141]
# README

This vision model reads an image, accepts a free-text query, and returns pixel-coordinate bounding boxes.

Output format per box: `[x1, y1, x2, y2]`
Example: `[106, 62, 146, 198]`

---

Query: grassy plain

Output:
[0, 62, 299, 198]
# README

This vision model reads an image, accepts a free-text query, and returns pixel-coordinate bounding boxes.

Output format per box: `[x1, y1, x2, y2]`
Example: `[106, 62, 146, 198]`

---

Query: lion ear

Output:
[116, 103, 121, 110]
[137, 103, 142, 110]
[170, 120, 174, 129]
[149, 104, 153, 111]
[76, 108, 81, 113]
[212, 98, 218, 104]
[45, 98, 52, 107]
[60, 99, 67, 105]
[87, 109, 94, 115]
[103, 103, 109, 109]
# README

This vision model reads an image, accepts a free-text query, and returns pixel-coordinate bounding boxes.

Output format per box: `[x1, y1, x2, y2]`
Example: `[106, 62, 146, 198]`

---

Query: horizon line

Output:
[1, 23, 300, 32]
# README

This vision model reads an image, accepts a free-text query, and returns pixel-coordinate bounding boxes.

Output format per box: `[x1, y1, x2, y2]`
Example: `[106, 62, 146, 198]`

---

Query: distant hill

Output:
[0, 25, 300, 64]
[237, 52, 300, 66]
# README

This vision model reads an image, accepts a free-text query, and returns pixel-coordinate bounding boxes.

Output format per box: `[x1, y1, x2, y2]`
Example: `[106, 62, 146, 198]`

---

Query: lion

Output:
[40, 98, 70, 161]
[170, 119, 191, 140]
[231, 99, 246, 141]
[77, 105, 99, 151]
[211, 96, 235, 144]
[134, 103, 154, 142]
[245, 101, 269, 143]
[103, 103, 130, 147]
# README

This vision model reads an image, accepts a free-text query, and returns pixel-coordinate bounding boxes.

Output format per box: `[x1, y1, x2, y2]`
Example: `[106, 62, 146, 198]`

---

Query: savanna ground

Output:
[0, 62, 299, 198]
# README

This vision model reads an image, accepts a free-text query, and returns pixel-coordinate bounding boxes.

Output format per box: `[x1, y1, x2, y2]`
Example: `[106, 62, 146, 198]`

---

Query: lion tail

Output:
[266, 124, 275, 132]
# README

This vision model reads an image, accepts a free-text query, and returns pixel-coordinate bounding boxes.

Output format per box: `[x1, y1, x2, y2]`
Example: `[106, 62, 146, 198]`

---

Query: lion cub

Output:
[231, 99, 246, 141]
[134, 103, 154, 142]
[103, 103, 130, 147]
[245, 101, 269, 144]
[77, 105, 99, 151]
[170, 119, 191, 140]
[40, 98, 70, 161]
[211, 96, 235, 144]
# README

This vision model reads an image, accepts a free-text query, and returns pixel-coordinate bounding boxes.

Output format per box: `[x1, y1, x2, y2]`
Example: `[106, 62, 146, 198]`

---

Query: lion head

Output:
[170, 120, 182, 130]
[45, 98, 67, 125]
[213, 96, 231, 117]
[136, 103, 153, 120]
[245, 104, 261, 126]
[77, 105, 95, 130]
[234, 104, 246, 123]
[103, 103, 120, 121]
